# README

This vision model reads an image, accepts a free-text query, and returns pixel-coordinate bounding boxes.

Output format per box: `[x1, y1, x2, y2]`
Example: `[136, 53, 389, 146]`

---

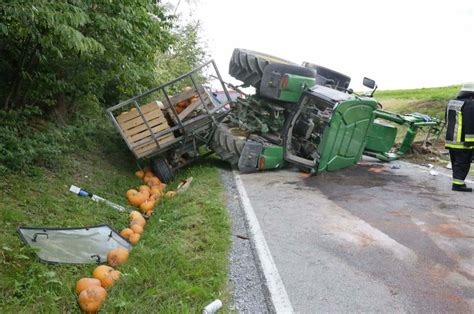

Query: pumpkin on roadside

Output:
[135, 170, 145, 179]
[75, 278, 102, 295]
[78, 286, 107, 313]
[129, 233, 141, 245]
[143, 172, 154, 183]
[126, 189, 137, 199]
[92, 265, 115, 288]
[120, 228, 134, 239]
[130, 217, 146, 228]
[110, 270, 121, 282]
[150, 186, 164, 196]
[145, 210, 154, 216]
[146, 176, 160, 187]
[128, 210, 143, 220]
[130, 224, 144, 235]
[107, 247, 129, 267]
[128, 190, 147, 206]
[139, 200, 155, 213]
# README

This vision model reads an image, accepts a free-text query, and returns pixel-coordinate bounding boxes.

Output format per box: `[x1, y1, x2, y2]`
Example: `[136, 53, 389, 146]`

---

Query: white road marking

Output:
[233, 170, 294, 314]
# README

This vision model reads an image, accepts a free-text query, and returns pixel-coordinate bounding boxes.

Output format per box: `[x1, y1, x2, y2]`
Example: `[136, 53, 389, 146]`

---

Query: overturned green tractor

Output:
[213, 48, 443, 174]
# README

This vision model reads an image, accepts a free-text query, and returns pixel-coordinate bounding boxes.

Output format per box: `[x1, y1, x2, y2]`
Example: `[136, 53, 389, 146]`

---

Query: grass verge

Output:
[0, 132, 230, 312]
[374, 85, 460, 118]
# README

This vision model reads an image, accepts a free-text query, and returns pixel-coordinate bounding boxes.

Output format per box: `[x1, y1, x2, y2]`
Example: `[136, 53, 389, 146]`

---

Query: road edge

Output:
[232, 170, 294, 313]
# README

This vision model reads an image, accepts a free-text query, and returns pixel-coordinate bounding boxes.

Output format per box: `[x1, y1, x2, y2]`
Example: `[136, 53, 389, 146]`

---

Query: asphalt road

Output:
[238, 160, 474, 313]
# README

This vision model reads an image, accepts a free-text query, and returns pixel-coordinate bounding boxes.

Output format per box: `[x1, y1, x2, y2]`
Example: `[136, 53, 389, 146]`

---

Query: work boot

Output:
[452, 184, 473, 192]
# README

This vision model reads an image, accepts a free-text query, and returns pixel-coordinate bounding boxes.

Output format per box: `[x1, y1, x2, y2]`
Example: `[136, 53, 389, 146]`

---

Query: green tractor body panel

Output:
[363, 110, 444, 161]
[259, 145, 286, 170]
[317, 98, 377, 172]
[278, 74, 316, 103]
[365, 122, 398, 153]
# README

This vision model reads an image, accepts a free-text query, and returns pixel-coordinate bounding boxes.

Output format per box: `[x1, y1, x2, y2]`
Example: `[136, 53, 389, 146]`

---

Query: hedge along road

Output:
[235, 159, 474, 313]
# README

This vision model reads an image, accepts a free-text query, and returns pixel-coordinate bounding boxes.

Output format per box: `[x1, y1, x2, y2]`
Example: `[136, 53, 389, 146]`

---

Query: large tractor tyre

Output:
[212, 123, 247, 166]
[229, 48, 297, 88]
[151, 157, 174, 184]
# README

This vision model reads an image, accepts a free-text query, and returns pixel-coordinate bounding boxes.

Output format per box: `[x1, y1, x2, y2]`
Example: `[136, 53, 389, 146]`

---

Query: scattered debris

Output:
[17, 225, 131, 264]
[420, 163, 434, 169]
[429, 170, 439, 176]
[390, 164, 401, 170]
[446, 162, 452, 169]
[202, 299, 223, 314]
[236, 235, 250, 240]
[177, 177, 193, 194]
[70, 185, 130, 213]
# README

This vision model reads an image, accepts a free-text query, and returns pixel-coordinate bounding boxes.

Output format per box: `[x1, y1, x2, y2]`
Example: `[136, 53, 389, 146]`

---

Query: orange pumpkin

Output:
[135, 170, 145, 179]
[145, 210, 154, 216]
[128, 190, 147, 206]
[126, 189, 137, 199]
[139, 200, 155, 213]
[128, 210, 143, 220]
[143, 172, 154, 183]
[120, 228, 134, 239]
[129, 233, 141, 245]
[78, 286, 107, 313]
[138, 185, 151, 193]
[165, 191, 177, 198]
[110, 270, 121, 282]
[146, 177, 160, 187]
[130, 217, 146, 228]
[143, 166, 151, 173]
[92, 265, 114, 288]
[107, 247, 129, 267]
[75, 278, 101, 295]
[149, 193, 159, 201]
[150, 186, 164, 196]
[130, 224, 144, 235]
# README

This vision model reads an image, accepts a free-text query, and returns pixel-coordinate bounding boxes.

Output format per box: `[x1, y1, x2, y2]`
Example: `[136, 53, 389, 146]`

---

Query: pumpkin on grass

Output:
[130, 217, 146, 228]
[135, 170, 145, 179]
[150, 186, 164, 196]
[145, 210, 154, 216]
[146, 176, 160, 187]
[128, 210, 143, 220]
[129, 233, 141, 245]
[75, 278, 101, 295]
[78, 286, 107, 313]
[126, 189, 137, 199]
[107, 247, 129, 267]
[139, 200, 155, 213]
[130, 224, 144, 235]
[128, 190, 147, 206]
[92, 265, 116, 288]
[120, 228, 134, 239]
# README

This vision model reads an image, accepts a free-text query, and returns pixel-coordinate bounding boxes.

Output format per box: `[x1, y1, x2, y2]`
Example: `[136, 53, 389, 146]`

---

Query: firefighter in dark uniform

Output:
[445, 82, 474, 192]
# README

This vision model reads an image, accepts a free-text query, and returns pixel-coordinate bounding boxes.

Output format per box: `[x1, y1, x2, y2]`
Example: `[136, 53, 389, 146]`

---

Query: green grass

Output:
[0, 134, 230, 312]
[374, 85, 461, 119]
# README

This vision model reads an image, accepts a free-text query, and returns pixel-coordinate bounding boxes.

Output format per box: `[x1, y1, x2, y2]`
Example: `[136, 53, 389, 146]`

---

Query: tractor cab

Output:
[283, 85, 378, 173]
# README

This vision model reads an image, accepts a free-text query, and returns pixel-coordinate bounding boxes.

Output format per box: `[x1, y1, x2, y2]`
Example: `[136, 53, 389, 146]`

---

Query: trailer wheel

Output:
[229, 48, 297, 88]
[151, 158, 174, 184]
[212, 123, 247, 166]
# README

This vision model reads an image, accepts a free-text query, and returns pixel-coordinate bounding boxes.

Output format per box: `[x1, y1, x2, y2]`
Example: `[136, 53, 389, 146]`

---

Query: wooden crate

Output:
[116, 101, 175, 158]
[163, 85, 216, 122]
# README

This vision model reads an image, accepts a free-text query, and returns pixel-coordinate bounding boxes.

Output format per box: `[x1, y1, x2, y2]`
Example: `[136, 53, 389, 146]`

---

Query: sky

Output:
[171, 0, 473, 90]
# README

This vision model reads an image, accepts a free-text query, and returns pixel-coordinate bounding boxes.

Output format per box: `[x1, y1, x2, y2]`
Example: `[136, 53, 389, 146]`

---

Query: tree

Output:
[0, 1, 175, 118]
